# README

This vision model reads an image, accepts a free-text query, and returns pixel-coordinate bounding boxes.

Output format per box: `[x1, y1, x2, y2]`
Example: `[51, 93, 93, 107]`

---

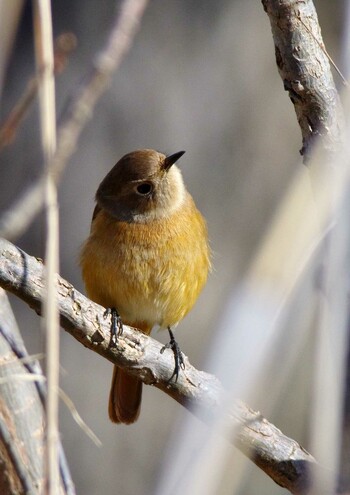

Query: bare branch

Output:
[34, 0, 60, 492]
[0, 237, 318, 493]
[0, 288, 76, 494]
[263, 3, 348, 493]
[0, 290, 43, 493]
[262, 0, 344, 162]
[0, 33, 77, 150]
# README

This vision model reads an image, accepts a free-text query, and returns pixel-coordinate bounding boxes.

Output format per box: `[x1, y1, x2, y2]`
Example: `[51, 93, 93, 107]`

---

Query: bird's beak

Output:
[163, 150, 186, 171]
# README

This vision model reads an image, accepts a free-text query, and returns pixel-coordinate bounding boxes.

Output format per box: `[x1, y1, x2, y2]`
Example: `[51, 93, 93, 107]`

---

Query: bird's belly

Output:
[80, 203, 210, 331]
[82, 236, 207, 329]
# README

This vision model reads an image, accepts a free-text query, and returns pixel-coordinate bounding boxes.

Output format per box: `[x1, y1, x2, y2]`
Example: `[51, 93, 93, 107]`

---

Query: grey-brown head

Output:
[96, 149, 186, 222]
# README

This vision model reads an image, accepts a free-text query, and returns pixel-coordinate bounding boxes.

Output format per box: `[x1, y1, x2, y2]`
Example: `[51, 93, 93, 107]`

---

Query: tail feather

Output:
[108, 322, 151, 424]
[108, 365, 142, 424]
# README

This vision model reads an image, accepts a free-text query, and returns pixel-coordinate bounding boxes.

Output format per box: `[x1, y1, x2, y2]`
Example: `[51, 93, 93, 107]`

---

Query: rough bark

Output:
[262, 0, 343, 162]
[0, 237, 318, 493]
[0, 288, 75, 495]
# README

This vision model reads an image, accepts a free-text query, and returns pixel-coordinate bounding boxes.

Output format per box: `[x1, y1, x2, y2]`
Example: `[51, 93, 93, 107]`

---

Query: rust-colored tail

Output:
[108, 365, 142, 424]
[108, 322, 151, 424]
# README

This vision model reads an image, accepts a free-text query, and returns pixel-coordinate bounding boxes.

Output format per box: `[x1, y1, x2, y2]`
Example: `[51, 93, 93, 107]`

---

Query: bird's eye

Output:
[135, 182, 153, 196]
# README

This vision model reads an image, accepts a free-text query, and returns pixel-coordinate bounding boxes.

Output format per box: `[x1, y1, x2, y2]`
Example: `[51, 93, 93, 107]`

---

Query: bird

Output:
[80, 149, 210, 424]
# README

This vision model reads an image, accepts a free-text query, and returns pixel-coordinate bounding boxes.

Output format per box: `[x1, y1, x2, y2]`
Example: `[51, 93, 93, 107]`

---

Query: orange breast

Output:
[80, 194, 210, 330]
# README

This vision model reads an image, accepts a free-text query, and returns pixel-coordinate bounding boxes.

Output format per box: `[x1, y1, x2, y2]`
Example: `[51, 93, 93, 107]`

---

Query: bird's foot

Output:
[104, 307, 123, 346]
[160, 327, 185, 382]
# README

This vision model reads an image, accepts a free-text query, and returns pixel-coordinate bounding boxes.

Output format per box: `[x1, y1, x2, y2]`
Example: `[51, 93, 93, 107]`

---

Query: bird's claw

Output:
[160, 327, 185, 383]
[104, 307, 123, 346]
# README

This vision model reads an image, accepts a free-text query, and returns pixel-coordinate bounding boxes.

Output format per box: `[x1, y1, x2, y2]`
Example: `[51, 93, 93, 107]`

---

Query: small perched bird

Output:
[80, 149, 210, 424]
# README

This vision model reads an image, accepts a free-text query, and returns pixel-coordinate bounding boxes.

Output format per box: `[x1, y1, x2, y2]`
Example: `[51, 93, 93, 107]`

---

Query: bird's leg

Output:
[104, 307, 123, 346]
[160, 327, 185, 382]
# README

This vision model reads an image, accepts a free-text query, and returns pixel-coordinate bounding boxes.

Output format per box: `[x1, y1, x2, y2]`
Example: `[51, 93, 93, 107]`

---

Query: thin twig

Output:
[33, 1, 60, 493]
[297, 16, 349, 88]
[0, 372, 101, 447]
[0, 352, 44, 365]
[58, 389, 102, 447]
[0, 0, 149, 240]
[0, 32, 77, 150]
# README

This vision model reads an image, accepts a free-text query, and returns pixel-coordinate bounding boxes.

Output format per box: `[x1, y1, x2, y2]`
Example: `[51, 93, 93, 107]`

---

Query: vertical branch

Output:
[33, 1, 60, 494]
[0, 289, 45, 493]
[263, 1, 347, 493]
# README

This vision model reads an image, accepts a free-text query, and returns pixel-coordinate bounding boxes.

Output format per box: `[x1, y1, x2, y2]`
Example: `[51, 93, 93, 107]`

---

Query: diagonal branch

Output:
[0, 237, 318, 493]
[262, 0, 343, 162]
[0, 0, 149, 240]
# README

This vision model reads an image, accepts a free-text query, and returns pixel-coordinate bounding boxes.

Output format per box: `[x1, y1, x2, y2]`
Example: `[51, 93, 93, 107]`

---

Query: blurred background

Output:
[0, 1, 347, 494]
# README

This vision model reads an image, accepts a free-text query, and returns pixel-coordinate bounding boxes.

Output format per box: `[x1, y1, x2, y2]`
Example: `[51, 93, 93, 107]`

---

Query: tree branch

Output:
[263, 2, 348, 493]
[262, 0, 343, 162]
[0, 288, 75, 494]
[0, 0, 149, 240]
[0, 237, 318, 493]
